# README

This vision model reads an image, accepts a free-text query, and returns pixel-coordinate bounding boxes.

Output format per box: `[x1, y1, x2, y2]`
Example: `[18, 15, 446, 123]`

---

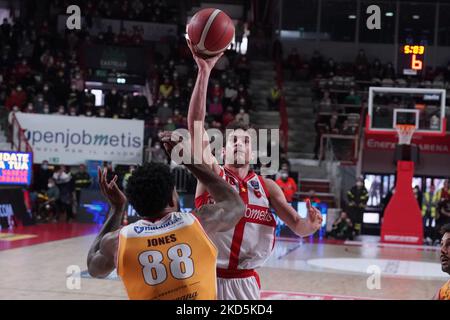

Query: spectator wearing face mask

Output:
[150, 141, 168, 164]
[346, 177, 369, 235]
[68, 106, 77, 116]
[55, 105, 66, 115]
[172, 109, 183, 127]
[53, 165, 75, 222]
[105, 88, 122, 116]
[34, 161, 54, 192]
[156, 100, 172, 124]
[42, 103, 51, 115]
[344, 89, 361, 105]
[208, 96, 223, 116]
[97, 108, 106, 118]
[34, 93, 45, 113]
[275, 171, 298, 202]
[235, 108, 249, 126]
[164, 117, 176, 131]
[5, 85, 27, 110]
[222, 106, 235, 127]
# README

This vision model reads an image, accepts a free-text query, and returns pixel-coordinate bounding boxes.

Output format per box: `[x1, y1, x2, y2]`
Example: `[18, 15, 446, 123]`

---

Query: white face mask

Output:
[48, 183, 54, 188]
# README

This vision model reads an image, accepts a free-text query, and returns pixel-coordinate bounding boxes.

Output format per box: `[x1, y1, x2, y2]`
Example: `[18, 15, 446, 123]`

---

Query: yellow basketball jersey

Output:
[438, 280, 450, 300]
[117, 212, 217, 300]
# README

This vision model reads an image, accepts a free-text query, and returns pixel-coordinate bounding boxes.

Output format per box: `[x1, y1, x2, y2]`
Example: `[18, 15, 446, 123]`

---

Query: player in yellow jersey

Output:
[87, 132, 245, 300]
[434, 223, 450, 300]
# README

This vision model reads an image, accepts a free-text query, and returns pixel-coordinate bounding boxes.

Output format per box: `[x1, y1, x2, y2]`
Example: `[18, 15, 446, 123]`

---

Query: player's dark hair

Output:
[441, 223, 450, 236]
[125, 163, 175, 217]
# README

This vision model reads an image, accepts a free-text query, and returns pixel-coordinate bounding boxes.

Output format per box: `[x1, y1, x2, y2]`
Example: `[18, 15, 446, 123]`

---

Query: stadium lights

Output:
[117, 78, 126, 84]
[412, 15, 420, 19]
[348, 15, 356, 19]
[385, 12, 394, 17]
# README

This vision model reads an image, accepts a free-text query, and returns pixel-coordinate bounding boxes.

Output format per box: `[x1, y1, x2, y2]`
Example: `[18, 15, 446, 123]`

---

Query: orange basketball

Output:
[186, 8, 235, 57]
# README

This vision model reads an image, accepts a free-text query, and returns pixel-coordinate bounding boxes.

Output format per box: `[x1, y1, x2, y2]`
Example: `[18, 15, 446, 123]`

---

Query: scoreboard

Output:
[399, 45, 425, 76]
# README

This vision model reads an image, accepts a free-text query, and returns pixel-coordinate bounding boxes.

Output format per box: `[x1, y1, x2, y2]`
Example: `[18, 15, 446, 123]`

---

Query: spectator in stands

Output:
[104, 88, 122, 117]
[346, 177, 369, 236]
[159, 78, 173, 99]
[370, 59, 384, 80]
[150, 141, 168, 164]
[354, 49, 368, 69]
[34, 161, 54, 193]
[329, 211, 354, 240]
[272, 38, 283, 63]
[53, 165, 75, 222]
[324, 58, 336, 76]
[156, 100, 172, 124]
[235, 54, 251, 84]
[122, 165, 136, 190]
[287, 48, 301, 80]
[56, 105, 66, 115]
[235, 20, 245, 53]
[267, 85, 281, 111]
[344, 89, 361, 105]
[223, 81, 238, 107]
[423, 184, 440, 244]
[414, 185, 423, 208]
[172, 109, 184, 127]
[235, 108, 250, 126]
[276, 170, 298, 202]
[327, 113, 340, 134]
[222, 106, 235, 127]
[5, 85, 27, 110]
[73, 164, 92, 209]
[310, 50, 323, 76]
[340, 119, 354, 135]
[208, 96, 223, 116]
[383, 62, 396, 79]
[164, 117, 176, 131]
[214, 54, 230, 75]
[37, 177, 60, 222]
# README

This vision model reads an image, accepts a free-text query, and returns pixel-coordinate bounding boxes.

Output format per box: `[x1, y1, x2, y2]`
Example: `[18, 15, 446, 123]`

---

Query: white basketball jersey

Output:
[195, 166, 276, 270]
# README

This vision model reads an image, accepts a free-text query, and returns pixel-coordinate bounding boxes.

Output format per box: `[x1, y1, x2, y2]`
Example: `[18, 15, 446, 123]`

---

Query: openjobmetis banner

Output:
[15, 113, 144, 165]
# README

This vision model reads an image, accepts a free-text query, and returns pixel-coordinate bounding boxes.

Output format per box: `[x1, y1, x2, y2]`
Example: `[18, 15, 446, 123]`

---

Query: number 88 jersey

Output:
[117, 211, 217, 300]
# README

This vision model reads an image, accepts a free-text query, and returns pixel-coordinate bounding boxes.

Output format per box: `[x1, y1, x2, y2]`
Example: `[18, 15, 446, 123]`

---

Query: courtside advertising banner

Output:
[15, 114, 144, 165]
[0, 151, 32, 185]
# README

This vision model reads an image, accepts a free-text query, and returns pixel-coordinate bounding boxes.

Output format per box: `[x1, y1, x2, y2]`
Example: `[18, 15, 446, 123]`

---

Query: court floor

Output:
[0, 223, 446, 300]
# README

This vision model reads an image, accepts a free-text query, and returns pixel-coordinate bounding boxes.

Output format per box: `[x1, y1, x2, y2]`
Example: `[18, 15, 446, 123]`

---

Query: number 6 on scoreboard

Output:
[138, 243, 195, 286]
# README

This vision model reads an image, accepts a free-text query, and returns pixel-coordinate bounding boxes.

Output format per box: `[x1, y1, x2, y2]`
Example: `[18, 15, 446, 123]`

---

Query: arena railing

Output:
[10, 113, 33, 154]
[275, 62, 288, 153]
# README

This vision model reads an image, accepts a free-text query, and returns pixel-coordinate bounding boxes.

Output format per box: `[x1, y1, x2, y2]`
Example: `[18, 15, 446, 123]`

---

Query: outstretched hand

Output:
[186, 38, 224, 73]
[98, 167, 127, 209]
[306, 199, 323, 231]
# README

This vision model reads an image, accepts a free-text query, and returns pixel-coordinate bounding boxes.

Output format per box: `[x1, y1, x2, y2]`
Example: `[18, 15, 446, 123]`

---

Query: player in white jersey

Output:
[186, 41, 323, 300]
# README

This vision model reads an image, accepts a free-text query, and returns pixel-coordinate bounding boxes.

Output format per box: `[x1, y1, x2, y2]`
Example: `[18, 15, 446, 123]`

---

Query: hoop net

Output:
[395, 124, 416, 145]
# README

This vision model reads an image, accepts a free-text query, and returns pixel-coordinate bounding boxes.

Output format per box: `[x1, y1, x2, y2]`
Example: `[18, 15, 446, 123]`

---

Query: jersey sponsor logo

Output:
[250, 180, 260, 190]
[133, 216, 183, 234]
[244, 206, 272, 223]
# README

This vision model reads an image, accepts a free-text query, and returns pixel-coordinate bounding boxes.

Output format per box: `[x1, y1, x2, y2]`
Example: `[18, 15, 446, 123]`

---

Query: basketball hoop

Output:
[395, 124, 416, 145]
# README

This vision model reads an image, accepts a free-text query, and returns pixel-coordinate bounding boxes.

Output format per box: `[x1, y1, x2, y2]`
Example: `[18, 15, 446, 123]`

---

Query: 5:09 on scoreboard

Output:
[399, 44, 425, 76]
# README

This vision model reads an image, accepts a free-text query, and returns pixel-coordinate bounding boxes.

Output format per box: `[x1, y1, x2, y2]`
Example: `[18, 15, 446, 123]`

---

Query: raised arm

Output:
[160, 131, 244, 233]
[186, 40, 223, 168]
[87, 168, 127, 278]
[264, 178, 323, 237]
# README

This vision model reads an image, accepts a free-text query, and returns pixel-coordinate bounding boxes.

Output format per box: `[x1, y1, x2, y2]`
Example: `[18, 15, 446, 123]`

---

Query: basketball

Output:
[186, 8, 235, 57]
